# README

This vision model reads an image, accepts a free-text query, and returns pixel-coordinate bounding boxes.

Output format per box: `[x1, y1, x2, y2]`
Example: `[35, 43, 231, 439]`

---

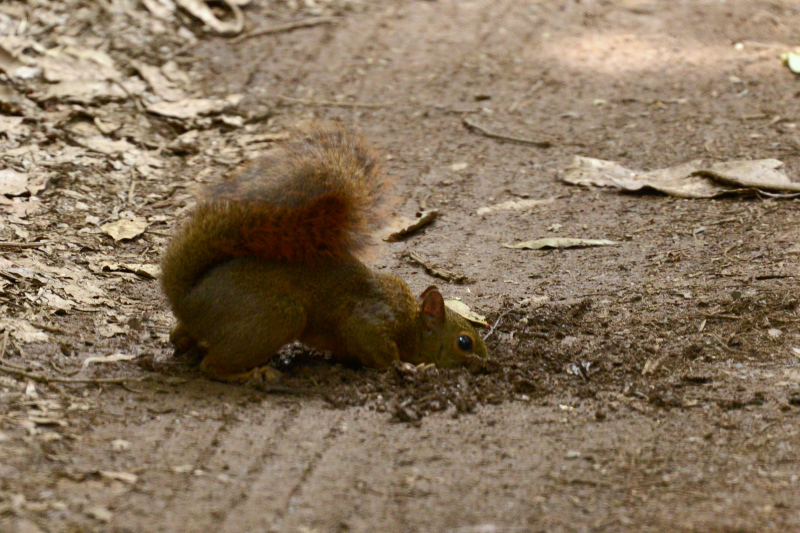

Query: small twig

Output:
[693, 313, 742, 320]
[145, 229, 173, 237]
[0, 241, 48, 249]
[573, 287, 632, 300]
[760, 421, 778, 434]
[0, 362, 146, 385]
[109, 78, 144, 113]
[709, 334, 739, 353]
[462, 117, 552, 148]
[722, 242, 740, 256]
[0, 358, 28, 371]
[30, 322, 68, 335]
[277, 94, 392, 109]
[164, 40, 196, 60]
[0, 330, 8, 359]
[708, 217, 739, 226]
[48, 359, 82, 377]
[231, 16, 338, 43]
[485, 309, 512, 339]
[404, 252, 470, 284]
[258, 383, 330, 399]
[756, 190, 800, 199]
[121, 382, 145, 393]
[125, 167, 137, 207]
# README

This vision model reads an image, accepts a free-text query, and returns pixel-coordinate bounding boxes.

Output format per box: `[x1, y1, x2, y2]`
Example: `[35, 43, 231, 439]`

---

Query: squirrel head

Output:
[417, 286, 489, 367]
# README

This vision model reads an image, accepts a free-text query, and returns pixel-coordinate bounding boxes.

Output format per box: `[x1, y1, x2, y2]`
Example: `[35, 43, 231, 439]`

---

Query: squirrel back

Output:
[161, 123, 390, 307]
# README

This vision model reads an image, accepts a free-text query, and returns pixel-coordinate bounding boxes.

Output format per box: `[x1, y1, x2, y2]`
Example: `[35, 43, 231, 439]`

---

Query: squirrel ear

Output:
[420, 286, 446, 329]
[420, 285, 439, 300]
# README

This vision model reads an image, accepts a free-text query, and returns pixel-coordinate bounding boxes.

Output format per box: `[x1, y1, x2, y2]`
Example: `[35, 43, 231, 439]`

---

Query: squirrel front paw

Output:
[169, 322, 197, 354]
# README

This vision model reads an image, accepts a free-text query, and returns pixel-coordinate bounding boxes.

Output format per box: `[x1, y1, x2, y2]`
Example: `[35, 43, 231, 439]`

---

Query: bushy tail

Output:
[161, 123, 389, 308]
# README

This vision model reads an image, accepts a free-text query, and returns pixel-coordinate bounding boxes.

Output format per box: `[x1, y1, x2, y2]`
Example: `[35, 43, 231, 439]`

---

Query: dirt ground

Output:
[2, 0, 800, 531]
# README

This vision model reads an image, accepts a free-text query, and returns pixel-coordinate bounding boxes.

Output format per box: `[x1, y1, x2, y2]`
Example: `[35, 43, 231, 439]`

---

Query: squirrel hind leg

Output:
[178, 260, 307, 382]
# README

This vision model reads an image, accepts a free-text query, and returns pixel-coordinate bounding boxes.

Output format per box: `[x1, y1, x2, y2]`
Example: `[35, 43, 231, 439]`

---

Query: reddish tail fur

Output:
[161, 123, 389, 308]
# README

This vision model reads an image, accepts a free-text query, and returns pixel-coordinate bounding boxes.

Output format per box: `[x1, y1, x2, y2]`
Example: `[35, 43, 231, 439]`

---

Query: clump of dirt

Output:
[244, 286, 800, 423]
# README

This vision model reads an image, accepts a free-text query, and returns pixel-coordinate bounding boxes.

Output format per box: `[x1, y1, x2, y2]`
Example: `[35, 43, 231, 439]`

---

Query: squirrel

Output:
[160, 122, 488, 382]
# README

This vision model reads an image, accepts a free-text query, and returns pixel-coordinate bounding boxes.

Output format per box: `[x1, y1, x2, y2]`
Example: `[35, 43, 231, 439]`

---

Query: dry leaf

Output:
[174, 0, 244, 35]
[100, 471, 139, 484]
[561, 157, 722, 198]
[504, 238, 620, 250]
[696, 159, 800, 193]
[97, 324, 127, 338]
[101, 262, 160, 279]
[782, 51, 800, 74]
[82, 353, 137, 368]
[63, 282, 108, 305]
[562, 156, 800, 198]
[0, 80, 40, 117]
[101, 217, 148, 241]
[381, 210, 439, 242]
[477, 197, 555, 216]
[39, 46, 120, 83]
[111, 439, 132, 451]
[147, 98, 233, 119]
[141, 0, 176, 19]
[0, 115, 24, 132]
[27, 415, 68, 427]
[79, 136, 137, 155]
[169, 129, 200, 153]
[133, 60, 185, 102]
[0, 168, 28, 196]
[85, 505, 113, 522]
[0, 44, 25, 76]
[0, 319, 49, 343]
[26, 174, 49, 196]
[445, 300, 488, 326]
[25, 382, 38, 398]
[34, 79, 132, 104]
[236, 131, 290, 147]
[41, 291, 75, 312]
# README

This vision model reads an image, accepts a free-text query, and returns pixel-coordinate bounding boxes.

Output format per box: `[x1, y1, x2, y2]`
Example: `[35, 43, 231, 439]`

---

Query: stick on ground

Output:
[231, 16, 338, 43]
[0, 362, 146, 385]
[462, 117, 552, 148]
[278, 95, 392, 109]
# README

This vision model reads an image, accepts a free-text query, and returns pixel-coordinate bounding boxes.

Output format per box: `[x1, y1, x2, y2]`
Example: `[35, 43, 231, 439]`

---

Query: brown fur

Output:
[161, 123, 389, 309]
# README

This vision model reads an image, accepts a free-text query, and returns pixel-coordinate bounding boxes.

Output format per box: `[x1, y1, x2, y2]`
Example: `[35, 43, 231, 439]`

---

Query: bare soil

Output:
[2, 1, 800, 532]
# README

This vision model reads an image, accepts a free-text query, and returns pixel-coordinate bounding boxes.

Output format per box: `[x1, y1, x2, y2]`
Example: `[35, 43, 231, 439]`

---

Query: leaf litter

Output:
[101, 217, 149, 241]
[561, 156, 800, 198]
[379, 209, 439, 241]
[2, 2, 798, 531]
[504, 238, 620, 250]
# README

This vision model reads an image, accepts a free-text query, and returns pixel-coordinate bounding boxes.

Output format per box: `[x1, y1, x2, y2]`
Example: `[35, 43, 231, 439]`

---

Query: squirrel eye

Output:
[456, 333, 474, 353]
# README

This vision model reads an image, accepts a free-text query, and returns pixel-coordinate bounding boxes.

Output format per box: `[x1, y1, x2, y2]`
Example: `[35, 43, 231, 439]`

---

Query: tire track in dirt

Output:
[71, 392, 306, 532]
[48, 387, 229, 532]
[270, 406, 552, 532]
[151, 400, 304, 532]
[211, 403, 344, 533]
[267, 411, 346, 528]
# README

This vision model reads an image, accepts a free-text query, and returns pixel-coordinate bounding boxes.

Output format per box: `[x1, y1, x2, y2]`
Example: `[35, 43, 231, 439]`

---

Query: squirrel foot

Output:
[199, 357, 282, 385]
[247, 365, 282, 388]
[169, 322, 197, 354]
